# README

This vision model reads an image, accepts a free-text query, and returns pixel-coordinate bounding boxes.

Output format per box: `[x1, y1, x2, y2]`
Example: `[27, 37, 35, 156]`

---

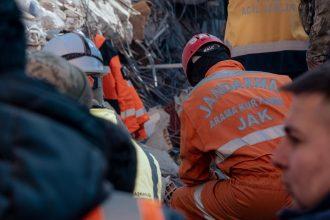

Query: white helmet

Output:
[43, 32, 109, 75]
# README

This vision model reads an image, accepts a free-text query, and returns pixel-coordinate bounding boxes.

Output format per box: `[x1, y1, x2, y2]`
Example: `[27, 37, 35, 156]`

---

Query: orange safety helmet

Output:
[182, 33, 231, 76]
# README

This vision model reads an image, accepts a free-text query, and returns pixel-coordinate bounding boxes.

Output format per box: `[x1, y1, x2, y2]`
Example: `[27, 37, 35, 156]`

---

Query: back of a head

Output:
[182, 33, 231, 86]
[26, 52, 93, 108]
[0, 0, 26, 73]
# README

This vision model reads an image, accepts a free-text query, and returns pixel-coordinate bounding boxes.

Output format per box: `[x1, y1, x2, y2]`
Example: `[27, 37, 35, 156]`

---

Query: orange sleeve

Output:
[111, 56, 140, 133]
[138, 199, 165, 220]
[179, 110, 215, 186]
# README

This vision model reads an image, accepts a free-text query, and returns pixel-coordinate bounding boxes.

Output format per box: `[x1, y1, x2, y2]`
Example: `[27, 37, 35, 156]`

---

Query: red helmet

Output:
[182, 33, 230, 75]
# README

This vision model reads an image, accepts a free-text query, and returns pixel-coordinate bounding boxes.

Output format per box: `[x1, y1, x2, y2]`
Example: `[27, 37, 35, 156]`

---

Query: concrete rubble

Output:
[16, 0, 137, 50]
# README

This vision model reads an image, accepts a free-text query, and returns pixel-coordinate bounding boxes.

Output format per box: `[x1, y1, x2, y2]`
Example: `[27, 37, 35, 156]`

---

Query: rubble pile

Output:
[17, 0, 226, 106]
[17, 0, 227, 166]
[17, 0, 137, 50]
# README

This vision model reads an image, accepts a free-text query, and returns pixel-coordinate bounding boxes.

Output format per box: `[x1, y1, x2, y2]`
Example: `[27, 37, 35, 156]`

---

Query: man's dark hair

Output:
[282, 61, 330, 99]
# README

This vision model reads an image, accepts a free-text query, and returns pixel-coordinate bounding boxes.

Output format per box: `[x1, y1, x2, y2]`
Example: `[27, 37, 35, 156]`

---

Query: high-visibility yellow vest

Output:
[133, 141, 162, 200]
[225, 0, 308, 57]
[90, 108, 162, 200]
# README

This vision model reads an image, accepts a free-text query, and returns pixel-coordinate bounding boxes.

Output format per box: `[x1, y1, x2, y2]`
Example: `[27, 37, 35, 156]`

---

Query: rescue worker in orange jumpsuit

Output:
[94, 34, 151, 141]
[170, 33, 292, 219]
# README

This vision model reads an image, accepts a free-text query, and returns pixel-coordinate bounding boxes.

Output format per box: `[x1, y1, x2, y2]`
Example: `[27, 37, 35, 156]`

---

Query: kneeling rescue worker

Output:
[170, 34, 293, 219]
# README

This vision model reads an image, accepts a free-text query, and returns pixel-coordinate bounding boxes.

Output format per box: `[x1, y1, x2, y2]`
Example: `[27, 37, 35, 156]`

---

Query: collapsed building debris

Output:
[17, 0, 227, 172]
[17, 0, 137, 50]
[18, 0, 227, 108]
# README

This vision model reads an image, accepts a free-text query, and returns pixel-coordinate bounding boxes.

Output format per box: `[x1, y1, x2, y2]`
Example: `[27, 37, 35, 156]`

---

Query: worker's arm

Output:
[178, 110, 216, 186]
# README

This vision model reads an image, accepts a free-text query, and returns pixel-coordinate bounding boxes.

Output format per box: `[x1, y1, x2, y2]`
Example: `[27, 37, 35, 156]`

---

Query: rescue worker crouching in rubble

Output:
[170, 33, 293, 219]
[94, 34, 152, 142]
[42, 32, 163, 201]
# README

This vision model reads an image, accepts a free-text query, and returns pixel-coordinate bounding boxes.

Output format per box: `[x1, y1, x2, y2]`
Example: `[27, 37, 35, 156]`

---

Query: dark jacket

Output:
[0, 71, 136, 220]
[279, 194, 330, 220]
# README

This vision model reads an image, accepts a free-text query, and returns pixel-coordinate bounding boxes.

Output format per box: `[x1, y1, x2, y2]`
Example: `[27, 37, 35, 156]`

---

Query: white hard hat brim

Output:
[69, 56, 109, 75]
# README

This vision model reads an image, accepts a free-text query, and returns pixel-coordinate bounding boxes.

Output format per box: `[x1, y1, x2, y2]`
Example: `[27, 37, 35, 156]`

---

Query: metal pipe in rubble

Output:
[135, 41, 158, 87]
[140, 63, 183, 70]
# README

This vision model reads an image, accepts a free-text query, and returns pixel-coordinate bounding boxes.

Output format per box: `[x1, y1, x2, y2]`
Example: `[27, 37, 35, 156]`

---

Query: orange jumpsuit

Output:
[171, 60, 292, 219]
[94, 34, 150, 138]
[127, 80, 151, 141]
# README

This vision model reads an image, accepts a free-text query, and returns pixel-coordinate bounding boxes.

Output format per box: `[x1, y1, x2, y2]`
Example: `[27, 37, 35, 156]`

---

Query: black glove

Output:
[99, 39, 119, 66]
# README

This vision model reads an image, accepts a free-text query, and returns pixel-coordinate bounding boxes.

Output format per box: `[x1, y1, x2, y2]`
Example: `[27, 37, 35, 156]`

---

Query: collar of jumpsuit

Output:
[204, 59, 245, 78]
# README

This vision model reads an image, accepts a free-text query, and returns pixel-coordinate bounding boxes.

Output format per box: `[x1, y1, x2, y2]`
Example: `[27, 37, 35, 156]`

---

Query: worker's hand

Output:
[98, 39, 119, 66]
